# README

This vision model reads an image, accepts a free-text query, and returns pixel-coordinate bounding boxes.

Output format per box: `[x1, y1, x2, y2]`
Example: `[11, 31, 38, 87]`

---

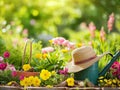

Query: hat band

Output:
[75, 55, 97, 65]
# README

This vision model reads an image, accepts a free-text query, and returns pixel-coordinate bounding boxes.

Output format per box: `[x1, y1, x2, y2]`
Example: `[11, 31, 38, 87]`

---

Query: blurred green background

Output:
[0, 0, 120, 39]
[0, 0, 120, 70]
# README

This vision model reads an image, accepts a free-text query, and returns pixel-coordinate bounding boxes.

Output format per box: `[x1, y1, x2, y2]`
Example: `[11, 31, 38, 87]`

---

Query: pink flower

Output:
[23, 38, 29, 42]
[51, 37, 76, 50]
[88, 22, 96, 31]
[88, 22, 96, 38]
[22, 29, 28, 37]
[100, 27, 106, 41]
[62, 40, 69, 47]
[11, 71, 17, 77]
[5, 64, 16, 71]
[110, 61, 120, 77]
[111, 61, 119, 69]
[30, 19, 36, 25]
[42, 47, 54, 53]
[52, 37, 66, 45]
[0, 56, 4, 63]
[59, 68, 68, 75]
[67, 42, 75, 50]
[107, 13, 114, 31]
[0, 63, 7, 70]
[12, 39, 18, 47]
[3, 51, 10, 58]
[19, 75, 24, 80]
[9, 66, 16, 71]
[60, 39, 76, 50]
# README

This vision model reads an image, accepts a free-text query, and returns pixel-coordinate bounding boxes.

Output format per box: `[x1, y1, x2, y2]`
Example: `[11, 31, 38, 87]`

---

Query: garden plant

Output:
[0, 0, 120, 90]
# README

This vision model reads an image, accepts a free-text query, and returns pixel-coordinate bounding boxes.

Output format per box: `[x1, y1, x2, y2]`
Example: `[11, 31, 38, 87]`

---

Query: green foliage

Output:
[0, 0, 120, 39]
[0, 36, 6, 54]
[0, 70, 19, 84]
[40, 73, 66, 86]
[32, 45, 71, 72]
[33, 53, 64, 72]
[0, 25, 35, 70]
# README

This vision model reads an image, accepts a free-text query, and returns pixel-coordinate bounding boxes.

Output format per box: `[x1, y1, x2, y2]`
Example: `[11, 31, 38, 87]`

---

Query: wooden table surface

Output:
[0, 86, 120, 90]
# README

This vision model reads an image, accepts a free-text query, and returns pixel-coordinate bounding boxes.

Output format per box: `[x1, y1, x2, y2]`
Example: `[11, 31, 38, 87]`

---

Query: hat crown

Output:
[72, 46, 96, 64]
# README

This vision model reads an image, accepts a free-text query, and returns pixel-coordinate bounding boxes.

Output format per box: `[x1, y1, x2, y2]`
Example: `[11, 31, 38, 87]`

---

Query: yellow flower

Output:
[28, 76, 34, 86]
[118, 82, 120, 87]
[98, 76, 104, 80]
[35, 53, 42, 59]
[112, 84, 116, 87]
[66, 77, 74, 86]
[49, 40, 53, 44]
[104, 84, 108, 87]
[46, 85, 53, 88]
[7, 81, 16, 86]
[107, 79, 112, 85]
[112, 79, 117, 84]
[51, 71, 56, 75]
[40, 69, 51, 80]
[77, 43, 82, 47]
[42, 53, 48, 59]
[20, 77, 29, 87]
[7, 82, 12, 86]
[22, 64, 31, 71]
[99, 80, 103, 83]
[104, 79, 107, 82]
[61, 49, 68, 53]
[33, 76, 41, 87]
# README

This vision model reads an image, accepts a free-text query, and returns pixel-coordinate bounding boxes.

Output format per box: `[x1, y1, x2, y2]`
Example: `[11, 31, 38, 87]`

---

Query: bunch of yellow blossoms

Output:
[20, 76, 41, 87]
[35, 53, 48, 59]
[20, 69, 75, 87]
[98, 76, 120, 87]
[20, 69, 52, 87]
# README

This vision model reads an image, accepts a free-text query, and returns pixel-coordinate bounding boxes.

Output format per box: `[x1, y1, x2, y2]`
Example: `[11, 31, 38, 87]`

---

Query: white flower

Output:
[0, 56, 4, 63]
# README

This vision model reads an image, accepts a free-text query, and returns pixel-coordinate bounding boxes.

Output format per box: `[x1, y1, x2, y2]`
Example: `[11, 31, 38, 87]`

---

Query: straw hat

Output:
[65, 46, 109, 73]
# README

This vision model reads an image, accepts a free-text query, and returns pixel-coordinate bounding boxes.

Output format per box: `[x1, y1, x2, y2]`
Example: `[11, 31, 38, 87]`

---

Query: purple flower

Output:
[59, 68, 68, 76]
[3, 51, 10, 58]
[0, 63, 7, 70]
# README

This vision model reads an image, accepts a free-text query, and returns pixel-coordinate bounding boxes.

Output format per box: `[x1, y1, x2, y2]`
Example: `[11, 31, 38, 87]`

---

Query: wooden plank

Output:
[0, 86, 120, 90]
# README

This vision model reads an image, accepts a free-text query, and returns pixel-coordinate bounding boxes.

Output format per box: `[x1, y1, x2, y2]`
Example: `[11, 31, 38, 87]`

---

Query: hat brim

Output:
[65, 52, 110, 73]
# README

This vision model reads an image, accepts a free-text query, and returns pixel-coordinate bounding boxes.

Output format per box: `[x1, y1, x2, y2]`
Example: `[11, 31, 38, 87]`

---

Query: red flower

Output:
[110, 61, 120, 77]
[0, 63, 7, 70]
[3, 51, 10, 58]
